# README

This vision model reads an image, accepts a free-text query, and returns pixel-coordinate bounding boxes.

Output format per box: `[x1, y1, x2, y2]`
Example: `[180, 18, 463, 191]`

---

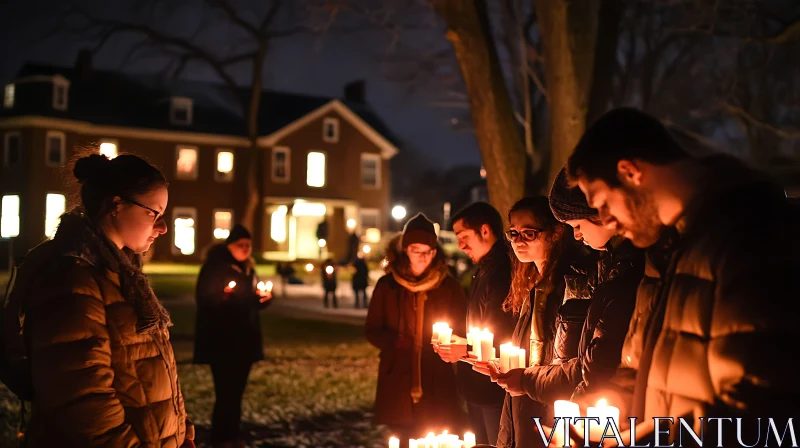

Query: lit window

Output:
[271, 147, 290, 183]
[4, 84, 14, 109]
[213, 209, 233, 239]
[175, 146, 198, 180]
[171, 97, 193, 125]
[1, 195, 20, 238]
[99, 141, 118, 159]
[45, 131, 65, 167]
[215, 150, 234, 182]
[359, 208, 380, 229]
[323, 117, 339, 143]
[44, 193, 66, 239]
[52, 77, 69, 111]
[306, 151, 325, 187]
[172, 207, 197, 255]
[3, 132, 21, 167]
[291, 201, 326, 217]
[361, 153, 381, 188]
[270, 205, 288, 243]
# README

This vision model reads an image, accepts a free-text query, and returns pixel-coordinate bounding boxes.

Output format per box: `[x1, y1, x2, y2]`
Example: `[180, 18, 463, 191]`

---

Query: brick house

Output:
[0, 56, 399, 266]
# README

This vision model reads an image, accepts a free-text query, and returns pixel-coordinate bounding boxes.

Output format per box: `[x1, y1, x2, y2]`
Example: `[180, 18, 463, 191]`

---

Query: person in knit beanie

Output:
[548, 166, 613, 250]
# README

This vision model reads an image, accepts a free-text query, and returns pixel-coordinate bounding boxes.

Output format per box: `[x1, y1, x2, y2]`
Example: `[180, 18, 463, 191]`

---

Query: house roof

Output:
[3, 63, 402, 153]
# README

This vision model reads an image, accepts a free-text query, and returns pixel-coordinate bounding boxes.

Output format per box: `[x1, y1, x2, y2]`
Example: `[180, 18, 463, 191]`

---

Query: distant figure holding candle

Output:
[366, 213, 468, 446]
[321, 258, 338, 308]
[352, 253, 369, 308]
[435, 202, 516, 446]
[194, 224, 273, 447]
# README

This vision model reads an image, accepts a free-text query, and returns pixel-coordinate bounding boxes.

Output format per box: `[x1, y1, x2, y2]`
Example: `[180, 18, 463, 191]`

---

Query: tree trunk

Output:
[241, 44, 268, 233]
[587, 0, 623, 124]
[435, 0, 527, 219]
[536, 0, 599, 187]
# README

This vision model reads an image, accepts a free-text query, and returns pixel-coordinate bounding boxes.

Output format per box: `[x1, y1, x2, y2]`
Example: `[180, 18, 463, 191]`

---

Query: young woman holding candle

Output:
[491, 196, 587, 448]
[193, 224, 272, 447]
[18, 153, 194, 447]
[366, 213, 468, 447]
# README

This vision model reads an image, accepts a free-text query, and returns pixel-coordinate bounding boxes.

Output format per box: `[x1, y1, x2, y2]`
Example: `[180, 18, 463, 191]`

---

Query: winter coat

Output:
[519, 239, 643, 410]
[365, 240, 468, 431]
[352, 257, 369, 290]
[24, 211, 191, 447]
[458, 241, 517, 407]
[193, 244, 269, 365]
[622, 155, 800, 444]
[321, 261, 337, 291]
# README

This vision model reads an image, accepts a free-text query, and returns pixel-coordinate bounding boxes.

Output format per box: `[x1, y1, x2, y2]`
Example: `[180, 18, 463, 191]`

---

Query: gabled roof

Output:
[2, 63, 401, 156]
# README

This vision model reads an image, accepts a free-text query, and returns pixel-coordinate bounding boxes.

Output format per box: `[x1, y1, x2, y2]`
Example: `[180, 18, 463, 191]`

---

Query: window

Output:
[270, 205, 288, 243]
[52, 77, 69, 111]
[359, 208, 380, 229]
[44, 193, 66, 239]
[215, 150, 234, 182]
[45, 131, 65, 167]
[323, 117, 339, 143]
[99, 140, 118, 159]
[306, 151, 326, 188]
[3, 132, 21, 167]
[175, 145, 198, 180]
[361, 153, 381, 188]
[271, 147, 290, 183]
[4, 84, 14, 109]
[172, 207, 197, 255]
[213, 209, 233, 240]
[171, 97, 193, 125]
[1, 195, 20, 238]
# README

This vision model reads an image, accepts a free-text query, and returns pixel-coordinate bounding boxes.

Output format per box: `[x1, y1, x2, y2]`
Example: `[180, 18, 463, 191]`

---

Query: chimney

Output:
[344, 80, 365, 104]
[75, 49, 93, 80]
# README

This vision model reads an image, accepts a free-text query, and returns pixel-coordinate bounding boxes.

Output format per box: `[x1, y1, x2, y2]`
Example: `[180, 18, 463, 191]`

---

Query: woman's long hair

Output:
[503, 196, 575, 314]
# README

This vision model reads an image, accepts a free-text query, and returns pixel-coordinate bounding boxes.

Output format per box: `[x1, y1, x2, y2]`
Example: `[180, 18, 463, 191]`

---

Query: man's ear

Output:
[480, 224, 492, 239]
[111, 195, 123, 215]
[617, 160, 643, 187]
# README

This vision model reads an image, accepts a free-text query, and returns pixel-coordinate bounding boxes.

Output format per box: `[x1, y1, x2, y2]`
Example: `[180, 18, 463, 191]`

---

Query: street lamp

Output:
[391, 205, 407, 221]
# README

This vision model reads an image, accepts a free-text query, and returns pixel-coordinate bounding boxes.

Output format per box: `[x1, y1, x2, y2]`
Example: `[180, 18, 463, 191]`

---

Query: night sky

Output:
[0, 1, 482, 169]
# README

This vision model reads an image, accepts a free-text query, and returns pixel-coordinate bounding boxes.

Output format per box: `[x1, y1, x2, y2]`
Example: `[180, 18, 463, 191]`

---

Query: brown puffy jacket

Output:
[24, 212, 192, 447]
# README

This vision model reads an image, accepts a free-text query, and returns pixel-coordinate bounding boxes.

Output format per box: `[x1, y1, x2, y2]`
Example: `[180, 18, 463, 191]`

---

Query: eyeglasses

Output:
[407, 249, 435, 258]
[123, 198, 162, 223]
[505, 228, 542, 242]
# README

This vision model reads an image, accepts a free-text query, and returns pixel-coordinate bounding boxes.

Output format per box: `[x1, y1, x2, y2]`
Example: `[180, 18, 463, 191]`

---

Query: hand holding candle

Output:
[224, 281, 236, 294]
[256, 281, 273, 302]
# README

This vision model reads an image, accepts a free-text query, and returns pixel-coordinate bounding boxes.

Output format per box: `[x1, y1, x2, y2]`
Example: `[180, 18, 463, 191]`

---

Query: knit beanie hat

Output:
[401, 213, 438, 249]
[226, 224, 252, 244]
[548, 166, 598, 222]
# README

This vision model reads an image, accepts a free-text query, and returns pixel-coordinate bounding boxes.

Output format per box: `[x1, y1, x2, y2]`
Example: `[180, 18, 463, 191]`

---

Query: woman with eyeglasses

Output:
[471, 196, 587, 448]
[366, 213, 468, 446]
[20, 153, 195, 447]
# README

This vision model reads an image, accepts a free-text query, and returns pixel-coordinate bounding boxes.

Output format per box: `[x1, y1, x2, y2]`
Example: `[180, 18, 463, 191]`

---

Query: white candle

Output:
[227, 281, 236, 289]
[389, 436, 400, 448]
[471, 330, 482, 360]
[479, 329, 493, 362]
[438, 325, 453, 345]
[499, 343, 512, 373]
[408, 439, 417, 448]
[425, 432, 436, 448]
[508, 346, 520, 370]
[518, 348, 526, 369]
[432, 322, 444, 343]
[585, 398, 620, 441]
[463, 431, 476, 448]
[553, 400, 581, 447]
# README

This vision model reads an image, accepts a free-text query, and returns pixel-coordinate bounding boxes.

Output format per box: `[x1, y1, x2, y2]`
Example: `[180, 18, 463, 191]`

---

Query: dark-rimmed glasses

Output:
[123, 198, 163, 223]
[505, 228, 542, 243]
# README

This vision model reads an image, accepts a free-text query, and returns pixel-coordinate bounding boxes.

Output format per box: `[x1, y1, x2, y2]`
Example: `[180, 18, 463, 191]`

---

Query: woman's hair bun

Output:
[73, 154, 111, 183]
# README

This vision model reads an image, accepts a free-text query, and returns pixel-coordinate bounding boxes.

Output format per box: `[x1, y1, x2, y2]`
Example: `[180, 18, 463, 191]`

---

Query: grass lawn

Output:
[1, 301, 385, 447]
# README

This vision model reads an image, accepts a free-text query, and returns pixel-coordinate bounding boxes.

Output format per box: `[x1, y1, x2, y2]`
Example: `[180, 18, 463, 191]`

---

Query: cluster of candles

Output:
[552, 398, 620, 445]
[497, 342, 527, 373]
[388, 431, 476, 448]
[431, 322, 454, 345]
[226, 280, 273, 293]
[466, 327, 495, 362]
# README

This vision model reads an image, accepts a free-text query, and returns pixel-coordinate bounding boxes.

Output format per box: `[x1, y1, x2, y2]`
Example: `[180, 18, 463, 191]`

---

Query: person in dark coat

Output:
[472, 196, 585, 448]
[434, 202, 517, 446]
[366, 214, 468, 446]
[352, 253, 369, 308]
[565, 108, 800, 445]
[193, 225, 272, 447]
[321, 258, 338, 308]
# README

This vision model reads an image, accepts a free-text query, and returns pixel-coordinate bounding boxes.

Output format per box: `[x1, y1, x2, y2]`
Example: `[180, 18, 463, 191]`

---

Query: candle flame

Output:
[227, 281, 236, 288]
[596, 398, 607, 407]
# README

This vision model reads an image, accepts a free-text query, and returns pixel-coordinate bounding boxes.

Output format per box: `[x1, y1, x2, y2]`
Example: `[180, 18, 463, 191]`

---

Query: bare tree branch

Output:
[724, 102, 800, 139]
[205, 0, 261, 38]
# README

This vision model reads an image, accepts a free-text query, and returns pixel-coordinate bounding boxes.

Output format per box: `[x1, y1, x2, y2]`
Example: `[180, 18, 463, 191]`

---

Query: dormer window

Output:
[52, 76, 69, 111]
[4, 84, 14, 109]
[323, 117, 339, 143]
[171, 97, 193, 125]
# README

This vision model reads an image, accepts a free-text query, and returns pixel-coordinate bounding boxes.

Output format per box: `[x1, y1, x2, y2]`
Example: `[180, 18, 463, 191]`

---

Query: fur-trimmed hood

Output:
[51, 210, 172, 334]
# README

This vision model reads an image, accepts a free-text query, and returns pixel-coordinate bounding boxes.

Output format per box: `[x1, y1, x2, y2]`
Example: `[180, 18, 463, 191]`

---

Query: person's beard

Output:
[622, 187, 664, 248]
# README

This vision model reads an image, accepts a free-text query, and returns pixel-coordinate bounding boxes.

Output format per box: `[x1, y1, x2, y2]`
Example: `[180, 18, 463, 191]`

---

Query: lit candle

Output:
[463, 432, 476, 448]
[388, 436, 400, 448]
[499, 343, 512, 373]
[585, 398, 620, 441]
[466, 326, 478, 346]
[432, 322, 445, 343]
[409, 439, 418, 448]
[470, 330, 482, 360]
[227, 281, 236, 289]
[257, 281, 273, 293]
[425, 432, 436, 448]
[325, 265, 334, 275]
[553, 400, 581, 447]
[518, 348, 526, 369]
[479, 328, 493, 362]
[438, 325, 453, 345]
